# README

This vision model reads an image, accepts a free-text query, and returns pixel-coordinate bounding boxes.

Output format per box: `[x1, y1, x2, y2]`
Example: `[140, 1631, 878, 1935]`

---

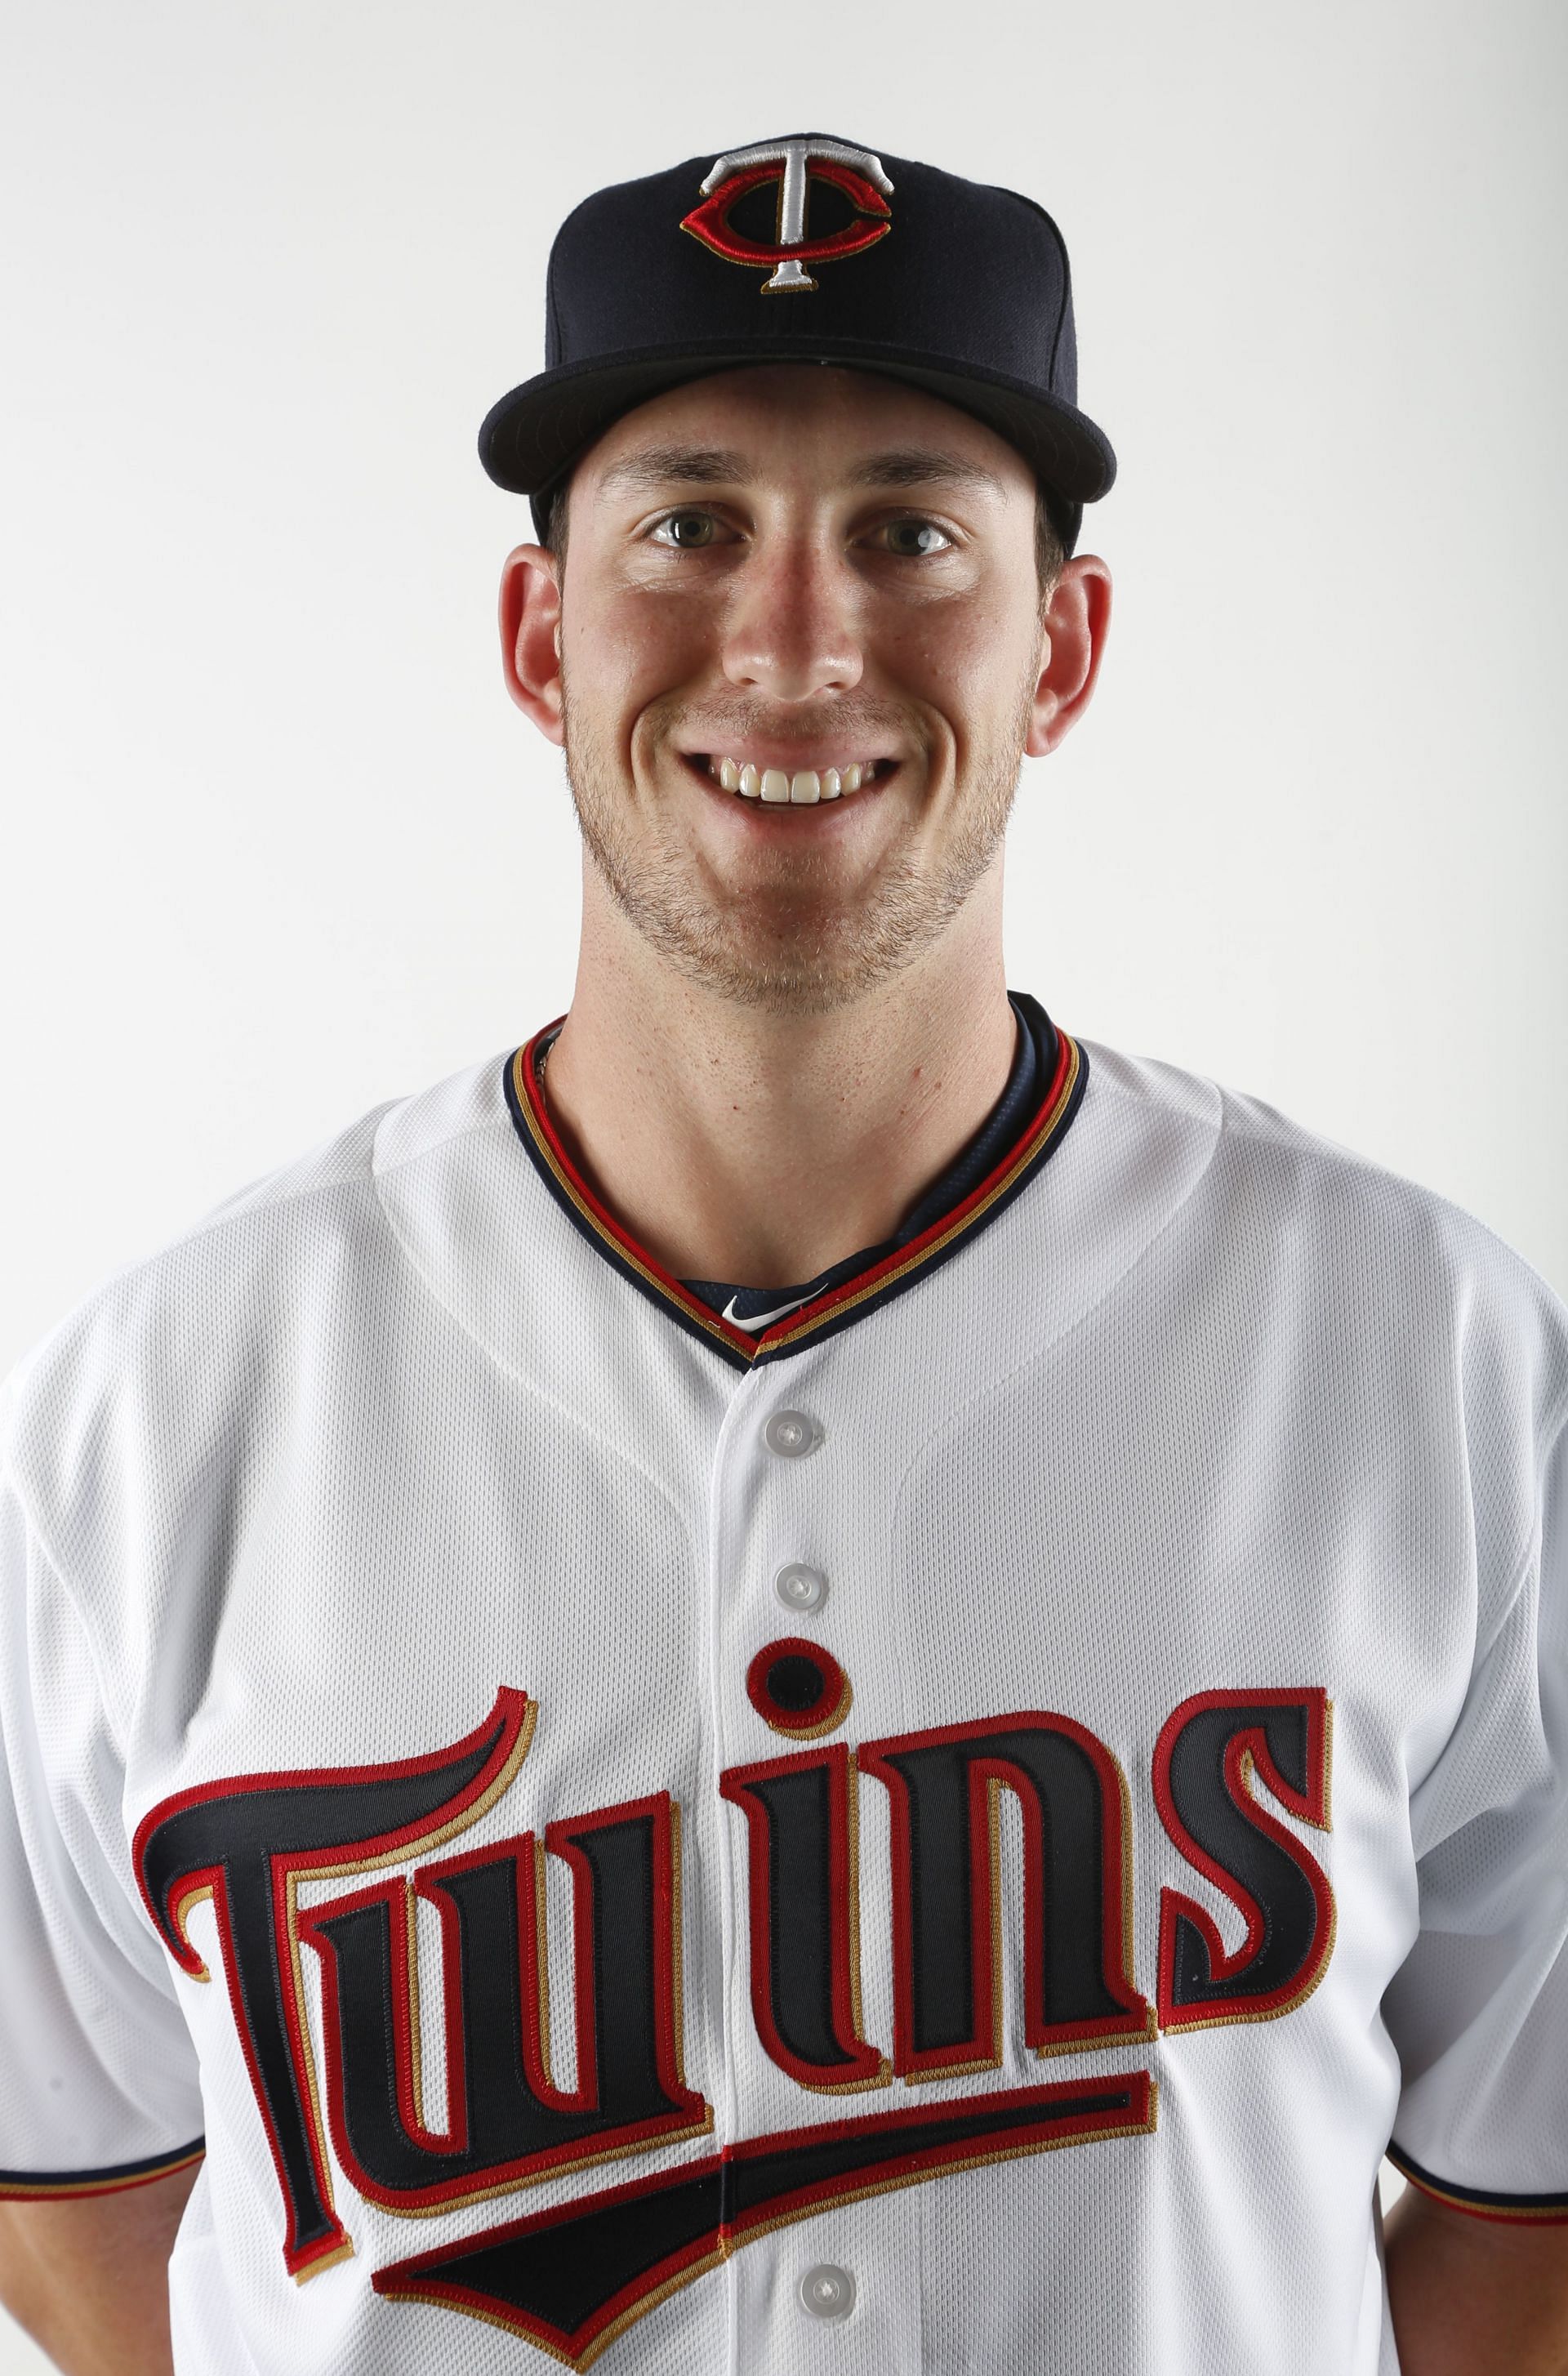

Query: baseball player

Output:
[2, 133, 1565, 2376]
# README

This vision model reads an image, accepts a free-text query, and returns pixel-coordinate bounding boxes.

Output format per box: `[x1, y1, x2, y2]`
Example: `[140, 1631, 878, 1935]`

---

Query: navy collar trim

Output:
[502, 1010, 1088, 1372]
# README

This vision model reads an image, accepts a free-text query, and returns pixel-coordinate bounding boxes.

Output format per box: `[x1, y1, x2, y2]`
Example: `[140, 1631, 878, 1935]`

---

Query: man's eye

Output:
[653, 510, 719, 548]
[881, 519, 952, 556]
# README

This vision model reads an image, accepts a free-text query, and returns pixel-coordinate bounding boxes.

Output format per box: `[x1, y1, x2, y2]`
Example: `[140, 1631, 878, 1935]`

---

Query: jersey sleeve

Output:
[1383, 1400, 1568, 2222]
[0, 1462, 205, 2199]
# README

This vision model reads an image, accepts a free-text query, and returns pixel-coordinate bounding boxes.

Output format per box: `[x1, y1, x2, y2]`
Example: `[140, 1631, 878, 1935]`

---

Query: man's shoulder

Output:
[182, 1041, 518, 1250]
[1076, 1030, 1568, 1361]
[2, 1049, 518, 1529]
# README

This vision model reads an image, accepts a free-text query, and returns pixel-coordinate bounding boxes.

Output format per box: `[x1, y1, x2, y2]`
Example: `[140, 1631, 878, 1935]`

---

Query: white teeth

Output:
[709, 756, 881, 802]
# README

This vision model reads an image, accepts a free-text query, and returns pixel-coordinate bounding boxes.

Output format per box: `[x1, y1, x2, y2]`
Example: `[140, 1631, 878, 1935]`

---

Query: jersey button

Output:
[800, 2263, 855, 2321]
[774, 1562, 827, 1614]
[762, 1409, 819, 1459]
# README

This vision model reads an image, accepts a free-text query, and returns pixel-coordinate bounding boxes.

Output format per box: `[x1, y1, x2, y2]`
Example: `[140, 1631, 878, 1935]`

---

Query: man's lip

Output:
[673, 744, 906, 774]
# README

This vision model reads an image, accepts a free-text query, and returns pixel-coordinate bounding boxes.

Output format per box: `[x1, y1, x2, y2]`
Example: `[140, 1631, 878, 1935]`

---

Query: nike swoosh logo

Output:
[375, 2075, 1155, 2366]
[720, 1290, 816, 1331]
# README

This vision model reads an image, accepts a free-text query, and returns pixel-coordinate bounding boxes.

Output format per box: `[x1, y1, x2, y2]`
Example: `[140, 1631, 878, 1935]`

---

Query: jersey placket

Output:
[703, 1344, 924, 2376]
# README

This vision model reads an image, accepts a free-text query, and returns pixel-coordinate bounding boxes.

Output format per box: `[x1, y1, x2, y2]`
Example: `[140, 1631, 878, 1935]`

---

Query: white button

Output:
[762, 1409, 818, 1459]
[800, 2263, 855, 2321]
[775, 1562, 827, 1614]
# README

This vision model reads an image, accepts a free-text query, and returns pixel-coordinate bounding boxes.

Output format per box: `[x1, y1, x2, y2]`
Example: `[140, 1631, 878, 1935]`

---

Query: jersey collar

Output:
[502, 1011, 1089, 1371]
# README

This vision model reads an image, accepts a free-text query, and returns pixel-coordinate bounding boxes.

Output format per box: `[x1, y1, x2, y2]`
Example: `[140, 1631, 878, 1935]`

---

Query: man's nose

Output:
[719, 537, 864, 700]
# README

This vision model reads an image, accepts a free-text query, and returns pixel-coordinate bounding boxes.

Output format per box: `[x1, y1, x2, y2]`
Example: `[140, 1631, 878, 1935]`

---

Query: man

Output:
[1, 133, 1565, 2376]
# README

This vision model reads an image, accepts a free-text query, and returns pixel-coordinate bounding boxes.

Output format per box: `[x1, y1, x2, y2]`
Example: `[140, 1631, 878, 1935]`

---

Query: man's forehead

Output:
[579, 366, 1033, 503]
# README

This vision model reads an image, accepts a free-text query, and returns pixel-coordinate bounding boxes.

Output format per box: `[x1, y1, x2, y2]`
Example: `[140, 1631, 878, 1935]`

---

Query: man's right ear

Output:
[498, 545, 564, 743]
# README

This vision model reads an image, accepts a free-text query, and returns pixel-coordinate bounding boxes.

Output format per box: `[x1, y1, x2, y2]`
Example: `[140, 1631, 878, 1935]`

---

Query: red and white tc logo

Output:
[681, 137, 893, 294]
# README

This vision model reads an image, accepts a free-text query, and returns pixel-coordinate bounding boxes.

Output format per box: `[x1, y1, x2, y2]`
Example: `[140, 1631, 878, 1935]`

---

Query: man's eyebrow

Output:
[846, 449, 1009, 497]
[596, 446, 752, 496]
[595, 444, 1011, 501]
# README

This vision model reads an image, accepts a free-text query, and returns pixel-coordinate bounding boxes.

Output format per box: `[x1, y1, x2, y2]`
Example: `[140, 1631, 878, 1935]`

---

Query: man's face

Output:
[541, 366, 1064, 1013]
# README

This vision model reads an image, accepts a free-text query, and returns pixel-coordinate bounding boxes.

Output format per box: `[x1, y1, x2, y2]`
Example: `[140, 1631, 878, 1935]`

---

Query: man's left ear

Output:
[1025, 555, 1112, 757]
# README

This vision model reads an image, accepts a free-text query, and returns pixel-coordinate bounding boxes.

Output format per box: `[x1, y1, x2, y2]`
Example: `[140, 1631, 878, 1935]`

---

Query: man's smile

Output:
[710, 755, 880, 803]
[674, 746, 904, 813]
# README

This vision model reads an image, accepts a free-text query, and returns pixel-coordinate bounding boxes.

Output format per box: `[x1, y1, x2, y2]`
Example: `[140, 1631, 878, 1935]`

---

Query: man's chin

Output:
[631, 916, 908, 1015]
[571, 773, 994, 1013]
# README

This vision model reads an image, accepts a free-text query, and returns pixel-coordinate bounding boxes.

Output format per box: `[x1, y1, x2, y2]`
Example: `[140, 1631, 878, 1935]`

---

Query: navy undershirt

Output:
[679, 992, 1054, 1335]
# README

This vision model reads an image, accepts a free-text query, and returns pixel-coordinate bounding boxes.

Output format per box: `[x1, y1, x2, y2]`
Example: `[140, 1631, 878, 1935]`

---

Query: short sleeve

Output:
[0, 1465, 205, 2199]
[1383, 1409, 1568, 2222]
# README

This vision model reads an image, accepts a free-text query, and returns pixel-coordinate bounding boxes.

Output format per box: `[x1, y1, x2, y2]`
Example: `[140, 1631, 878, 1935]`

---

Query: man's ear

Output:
[499, 544, 564, 744]
[1025, 554, 1112, 757]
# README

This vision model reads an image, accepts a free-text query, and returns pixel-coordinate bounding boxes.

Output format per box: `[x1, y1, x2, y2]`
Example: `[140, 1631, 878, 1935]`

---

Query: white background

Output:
[2, 0, 1564, 2365]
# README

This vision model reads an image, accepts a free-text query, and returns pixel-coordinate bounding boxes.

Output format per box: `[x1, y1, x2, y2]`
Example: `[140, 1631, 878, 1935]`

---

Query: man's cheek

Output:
[575, 602, 709, 703]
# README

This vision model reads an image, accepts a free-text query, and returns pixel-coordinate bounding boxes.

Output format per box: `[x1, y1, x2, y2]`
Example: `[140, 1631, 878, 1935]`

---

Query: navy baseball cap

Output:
[479, 134, 1115, 555]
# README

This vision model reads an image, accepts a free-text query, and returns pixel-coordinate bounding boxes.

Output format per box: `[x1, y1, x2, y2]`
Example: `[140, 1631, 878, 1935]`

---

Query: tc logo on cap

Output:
[681, 137, 893, 295]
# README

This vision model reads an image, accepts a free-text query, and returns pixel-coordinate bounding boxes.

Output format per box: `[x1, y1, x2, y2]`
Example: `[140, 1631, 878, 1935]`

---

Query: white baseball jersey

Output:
[3, 1014, 1566, 2376]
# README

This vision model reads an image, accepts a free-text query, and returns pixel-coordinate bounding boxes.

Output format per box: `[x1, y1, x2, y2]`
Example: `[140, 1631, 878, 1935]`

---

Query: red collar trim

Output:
[506, 1019, 1085, 1370]
[510, 1022, 755, 1358]
[760, 1023, 1080, 1352]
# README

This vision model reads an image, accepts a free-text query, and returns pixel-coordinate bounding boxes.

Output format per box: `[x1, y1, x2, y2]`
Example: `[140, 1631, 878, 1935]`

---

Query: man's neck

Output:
[538, 875, 1018, 1291]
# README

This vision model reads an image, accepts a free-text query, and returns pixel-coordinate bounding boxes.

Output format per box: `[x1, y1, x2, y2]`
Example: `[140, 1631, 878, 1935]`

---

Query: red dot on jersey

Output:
[746, 1638, 853, 1738]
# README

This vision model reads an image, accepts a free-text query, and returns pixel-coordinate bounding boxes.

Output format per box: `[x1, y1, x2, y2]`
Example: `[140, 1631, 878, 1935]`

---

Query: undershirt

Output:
[531, 994, 1051, 1338]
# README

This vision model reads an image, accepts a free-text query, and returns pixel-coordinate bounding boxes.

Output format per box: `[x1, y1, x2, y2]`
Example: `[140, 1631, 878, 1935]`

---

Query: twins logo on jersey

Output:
[134, 1677, 1333, 2369]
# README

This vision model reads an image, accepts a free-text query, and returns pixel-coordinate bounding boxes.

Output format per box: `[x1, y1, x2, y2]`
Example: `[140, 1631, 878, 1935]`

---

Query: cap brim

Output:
[479, 339, 1116, 531]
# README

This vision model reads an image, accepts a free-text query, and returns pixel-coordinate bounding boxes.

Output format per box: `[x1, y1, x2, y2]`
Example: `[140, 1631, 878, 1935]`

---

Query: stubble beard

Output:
[559, 673, 1037, 1017]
